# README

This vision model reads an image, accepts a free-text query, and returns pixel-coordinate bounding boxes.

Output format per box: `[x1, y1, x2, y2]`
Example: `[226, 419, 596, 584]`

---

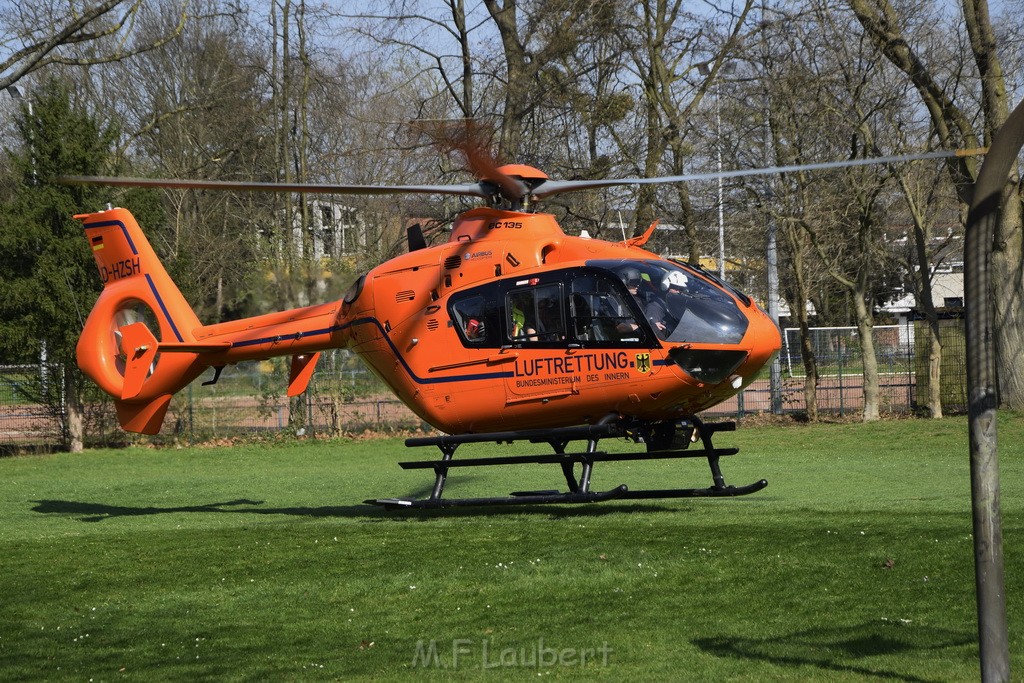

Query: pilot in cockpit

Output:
[617, 265, 688, 340]
[645, 272, 687, 337]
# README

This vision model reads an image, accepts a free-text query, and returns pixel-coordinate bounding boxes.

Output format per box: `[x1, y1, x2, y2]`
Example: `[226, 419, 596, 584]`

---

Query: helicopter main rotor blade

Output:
[532, 149, 986, 199]
[60, 148, 985, 202]
[59, 176, 493, 199]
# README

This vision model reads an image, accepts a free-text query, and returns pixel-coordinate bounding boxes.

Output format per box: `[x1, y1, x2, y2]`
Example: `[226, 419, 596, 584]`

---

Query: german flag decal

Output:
[91, 235, 104, 251]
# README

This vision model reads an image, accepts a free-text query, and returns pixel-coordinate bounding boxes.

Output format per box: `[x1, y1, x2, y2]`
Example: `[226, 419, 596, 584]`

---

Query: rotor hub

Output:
[482, 164, 549, 210]
[492, 164, 548, 184]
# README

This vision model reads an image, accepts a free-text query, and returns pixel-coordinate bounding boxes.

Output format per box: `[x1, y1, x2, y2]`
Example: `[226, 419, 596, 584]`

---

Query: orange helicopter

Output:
[64, 143, 964, 507]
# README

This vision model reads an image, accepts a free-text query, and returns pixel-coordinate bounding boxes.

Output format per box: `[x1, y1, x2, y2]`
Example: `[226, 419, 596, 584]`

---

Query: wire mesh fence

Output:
[0, 365, 58, 449]
[1, 316, 967, 449]
[704, 317, 967, 418]
[131, 357, 431, 445]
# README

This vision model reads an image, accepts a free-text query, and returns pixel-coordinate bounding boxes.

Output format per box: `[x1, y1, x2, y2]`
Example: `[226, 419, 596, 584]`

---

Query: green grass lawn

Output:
[2, 415, 1023, 681]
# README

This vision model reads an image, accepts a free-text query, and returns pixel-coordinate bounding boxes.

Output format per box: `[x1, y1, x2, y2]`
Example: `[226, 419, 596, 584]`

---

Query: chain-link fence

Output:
[2, 317, 967, 449]
[702, 316, 967, 418]
[0, 355, 428, 450]
[0, 365, 58, 449]
[157, 354, 428, 440]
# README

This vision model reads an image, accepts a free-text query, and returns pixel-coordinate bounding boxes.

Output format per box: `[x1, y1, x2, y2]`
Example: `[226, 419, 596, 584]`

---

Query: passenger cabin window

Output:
[451, 294, 499, 345]
[449, 270, 652, 349]
[569, 274, 643, 344]
[506, 284, 564, 343]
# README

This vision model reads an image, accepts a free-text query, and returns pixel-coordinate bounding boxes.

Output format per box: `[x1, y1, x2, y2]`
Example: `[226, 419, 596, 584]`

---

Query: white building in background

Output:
[291, 199, 364, 259]
[881, 263, 965, 319]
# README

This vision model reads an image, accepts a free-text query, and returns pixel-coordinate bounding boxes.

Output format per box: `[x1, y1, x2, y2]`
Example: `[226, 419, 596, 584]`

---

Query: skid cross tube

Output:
[397, 446, 739, 469]
[367, 417, 766, 509]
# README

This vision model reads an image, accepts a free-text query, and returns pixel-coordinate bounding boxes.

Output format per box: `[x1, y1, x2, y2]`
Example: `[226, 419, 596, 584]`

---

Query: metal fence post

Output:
[838, 352, 845, 417]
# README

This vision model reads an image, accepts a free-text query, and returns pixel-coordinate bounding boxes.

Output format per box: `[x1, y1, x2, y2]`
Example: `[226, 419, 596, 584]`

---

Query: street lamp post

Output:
[697, 61, 734, 281]
[765, 192, 782, 414]
[6, 85, 37, 185]
[715, 91, 726, 280]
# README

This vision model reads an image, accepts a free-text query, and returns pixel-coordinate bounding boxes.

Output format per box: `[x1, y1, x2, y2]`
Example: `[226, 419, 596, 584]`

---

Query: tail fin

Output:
[76, 208, 207, 434]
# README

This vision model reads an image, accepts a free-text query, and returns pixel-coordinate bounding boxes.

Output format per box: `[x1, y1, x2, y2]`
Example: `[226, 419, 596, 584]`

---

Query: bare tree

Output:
[757, 44, 828, 419]
[101, 2, 274, 321]
[347, 1, 481, 121]
[848, 0, 1024, 410]
[0, 0, 188, 91]
[728, 2, 914, 421]
[624, 0, 753, 252]
[894, 162, 961, 418]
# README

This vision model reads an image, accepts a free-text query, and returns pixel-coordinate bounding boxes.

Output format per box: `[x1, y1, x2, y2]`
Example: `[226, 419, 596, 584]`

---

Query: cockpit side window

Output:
[451, 295, 487, 345]
[593, 258, 750, 344]
[568, 274, 645, 345]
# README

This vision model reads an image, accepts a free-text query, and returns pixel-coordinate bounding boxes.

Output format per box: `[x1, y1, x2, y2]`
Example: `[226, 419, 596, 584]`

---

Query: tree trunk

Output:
[849, 0, 1024, 409]
[483, 0, 527, 159]
[795, 299, 819, 422]
[852, 295, 881, 421]
[450, 0, 474, 118]
[992, 200, 1024, 409]
[64, 367, 84, 453]
[927, 326, 943, 418]
[634, 94, 665, 234]
[673, 182, 698, 264]
[784, 218, 819, 421]
[897, 172, 945, 418]
[802, 332, 818, 421]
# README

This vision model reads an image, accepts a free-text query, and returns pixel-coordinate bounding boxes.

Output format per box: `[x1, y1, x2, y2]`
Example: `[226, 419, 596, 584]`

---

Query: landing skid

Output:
[367, 416, 767, 509]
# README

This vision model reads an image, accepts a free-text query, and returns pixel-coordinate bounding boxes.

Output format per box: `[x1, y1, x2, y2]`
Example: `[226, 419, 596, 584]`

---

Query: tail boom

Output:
[76, 207, 349, 434]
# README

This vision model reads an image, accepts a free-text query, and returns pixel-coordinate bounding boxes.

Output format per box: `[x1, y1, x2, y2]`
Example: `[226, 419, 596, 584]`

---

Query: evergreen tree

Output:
[0, 79, 120, 451]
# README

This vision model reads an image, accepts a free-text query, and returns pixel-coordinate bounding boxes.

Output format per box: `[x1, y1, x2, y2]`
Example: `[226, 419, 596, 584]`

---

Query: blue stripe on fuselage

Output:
[224, 316, 513, 385]
[145, 274, 185, 342]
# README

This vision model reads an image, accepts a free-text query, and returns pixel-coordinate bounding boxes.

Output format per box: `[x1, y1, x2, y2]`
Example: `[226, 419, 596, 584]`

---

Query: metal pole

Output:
[698, 60, 733, 280]
[838, 346, 845, 417]
[757, 6, 783, 415]
[716, 92, 726, 280]
[767, 216, 782, 414]
[6, 86, 36, 185]
[963, 98, 1024, 683]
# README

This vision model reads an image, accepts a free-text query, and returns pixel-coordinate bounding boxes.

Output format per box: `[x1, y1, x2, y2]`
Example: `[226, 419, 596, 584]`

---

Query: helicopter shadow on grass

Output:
[28, 464, 776, 522]
[364, 476, 683, 521]
[692, 621, 974, 683]
[28, 491, 682, 524]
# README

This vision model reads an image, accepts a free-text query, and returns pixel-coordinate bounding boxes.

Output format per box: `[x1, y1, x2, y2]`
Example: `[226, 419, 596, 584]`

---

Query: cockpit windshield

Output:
[589, 259, 750, 344]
